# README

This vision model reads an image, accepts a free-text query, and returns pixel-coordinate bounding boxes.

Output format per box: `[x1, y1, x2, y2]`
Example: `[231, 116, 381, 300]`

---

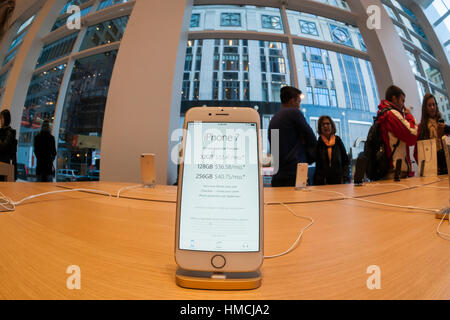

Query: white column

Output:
[100, 0, 193, 184]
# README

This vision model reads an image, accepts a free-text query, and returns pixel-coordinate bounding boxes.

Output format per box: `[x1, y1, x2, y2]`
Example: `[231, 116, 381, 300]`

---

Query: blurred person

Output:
[0, 109, 17, 180]
[314, 116, 349, 185]
[376, 85, 418, 179]
[268, 86, 316, 187]
[34, 120, 57, 182]
[415, 93, 450, 175]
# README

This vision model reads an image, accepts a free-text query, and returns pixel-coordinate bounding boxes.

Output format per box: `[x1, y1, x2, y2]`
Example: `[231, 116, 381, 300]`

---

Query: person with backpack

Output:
[367, 85, 418, 180]
[0, 109, 17, 181]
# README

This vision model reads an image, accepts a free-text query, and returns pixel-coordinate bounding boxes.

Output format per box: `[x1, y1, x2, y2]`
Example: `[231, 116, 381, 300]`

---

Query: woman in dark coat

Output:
[33, 120, 57, 182]
[0, 109, 17, 180]
[314, 115, 349, 185]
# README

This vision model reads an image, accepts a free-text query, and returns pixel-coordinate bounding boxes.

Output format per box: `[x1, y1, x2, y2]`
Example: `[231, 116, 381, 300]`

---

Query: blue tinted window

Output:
[79, 16, 129, 51]
[3, 50, 17, 66]
[261, 15, 282, 30]
[190, 13, 200, 27]
[97, 0, 130, 11]
[221, 13, 241, 26]
[299, 20, 318, 36]
[36, 33, 78, 67]
[330, 25, 353, 47]
[57, 51, 119, 180]
[18, 65, 66, 179]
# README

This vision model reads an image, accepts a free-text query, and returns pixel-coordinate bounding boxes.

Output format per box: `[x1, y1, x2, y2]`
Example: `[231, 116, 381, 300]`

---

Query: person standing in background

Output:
[34, 120, 57, 182]
[268, 86, 317, 187]
[0, 109, 17, 180]
[415, 93, 450, 175]
[376, 85, 418, 179]
[314, 116, 349, 185]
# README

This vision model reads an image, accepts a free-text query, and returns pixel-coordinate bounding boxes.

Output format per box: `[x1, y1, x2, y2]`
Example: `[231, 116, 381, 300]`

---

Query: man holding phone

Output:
[268, 86, 317, 187]
[376, 85, 418, 179]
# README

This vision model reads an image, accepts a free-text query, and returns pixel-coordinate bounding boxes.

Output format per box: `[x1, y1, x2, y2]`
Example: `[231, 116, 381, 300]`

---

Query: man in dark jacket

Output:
[0, 109, 17, 180]
[34, 120, 57, 182]
[268, 86, 317, 187]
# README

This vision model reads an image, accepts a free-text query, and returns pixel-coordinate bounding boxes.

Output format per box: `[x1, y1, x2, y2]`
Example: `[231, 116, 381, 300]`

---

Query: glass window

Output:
[330, 25, 353, 47]
[330, 89, 337, 106]
[303, 60, 310, 78]
[190, 13, 200, 28]
[97, 0, 131, 11]
[261, 15, 282, 30]
[2, 50, 17, 66]
[60, 0, 90, 16]
[310, 0, 350, 11]
[223, 54, 240, 71]
[191, 6, 283, 34]
[311, 62, 326, 79]
[7, 31, 27, 53]
[0, 71, 9, 89]
[394, 24, 407, 39]
[314, 87, 330, 106]
[416, 79, 427, 100]
[36, 33, 78, 68]
[18, 65, 66, 180]
[288, 10, 362, 51]
[221, 13, 241, 26]
[405, 49, 421, 76]
[299, 20, 319, 36]
[307, 86, 314, 104]
[79, 16, 130, 51]
[16, 15, 36, 34]
[421, 58, 446, 89]
[383, 4, 397, 21]
[57, 51, 119, 180]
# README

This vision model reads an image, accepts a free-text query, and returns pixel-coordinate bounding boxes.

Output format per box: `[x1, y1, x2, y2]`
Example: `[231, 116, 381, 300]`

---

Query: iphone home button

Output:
[211, 255, 226, 269]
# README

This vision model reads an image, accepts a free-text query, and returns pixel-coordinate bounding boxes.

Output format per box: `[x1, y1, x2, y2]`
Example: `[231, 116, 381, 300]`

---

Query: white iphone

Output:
[295, 163, 308, 189]
[140, 153, 156, 187]
[175, 107, 264, 273]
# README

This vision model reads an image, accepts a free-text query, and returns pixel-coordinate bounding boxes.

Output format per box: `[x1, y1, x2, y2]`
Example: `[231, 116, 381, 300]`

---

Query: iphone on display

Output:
[175, 107, 264, 273]
[141, 153, 156, 186]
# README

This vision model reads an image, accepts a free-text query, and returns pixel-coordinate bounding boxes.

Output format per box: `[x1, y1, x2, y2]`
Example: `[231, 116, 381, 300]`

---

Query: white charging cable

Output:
[116, 184, 145, 198]
[0, 189, 112, 212]
[436, 209, 450, 242]
[264, 202, 314, 259]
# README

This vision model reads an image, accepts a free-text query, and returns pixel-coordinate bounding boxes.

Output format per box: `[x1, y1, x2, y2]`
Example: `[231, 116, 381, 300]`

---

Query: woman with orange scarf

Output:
[313, 116, 349, 185]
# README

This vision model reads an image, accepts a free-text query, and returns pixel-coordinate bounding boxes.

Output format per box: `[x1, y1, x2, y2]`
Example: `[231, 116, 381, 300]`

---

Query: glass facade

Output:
[382, 0, 449, 121]
[0, 0, 448, 182]
[18, 65, 66, 179]
[287, 10, 366, 52]
[182, 5, 379, 156]
[9, 0, 133, 181]
[36, 33, 78, 67]
[57, 51, 118, 180]
[79, 16, 130, 51]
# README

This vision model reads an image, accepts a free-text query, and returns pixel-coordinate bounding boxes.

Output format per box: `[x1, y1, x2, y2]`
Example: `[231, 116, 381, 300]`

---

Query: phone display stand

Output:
[175, 268, 261, 290]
